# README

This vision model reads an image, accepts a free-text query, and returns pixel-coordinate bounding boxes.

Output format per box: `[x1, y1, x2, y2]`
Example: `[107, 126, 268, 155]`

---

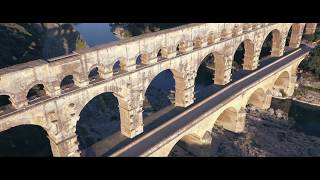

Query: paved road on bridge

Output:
[110, 44, 311, 157]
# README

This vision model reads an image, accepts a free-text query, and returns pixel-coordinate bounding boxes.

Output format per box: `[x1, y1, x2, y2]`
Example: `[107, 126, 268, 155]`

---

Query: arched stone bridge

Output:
[0, 23, 317, 157]
[111, 46, 310, 157]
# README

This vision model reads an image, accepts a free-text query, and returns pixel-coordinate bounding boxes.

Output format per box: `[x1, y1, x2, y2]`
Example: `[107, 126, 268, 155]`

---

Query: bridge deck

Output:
[110, 44, 311, 157]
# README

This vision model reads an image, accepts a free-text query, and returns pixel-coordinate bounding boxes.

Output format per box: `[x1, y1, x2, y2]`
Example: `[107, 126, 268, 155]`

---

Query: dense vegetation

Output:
[300, 25, 320, 78]
[300, 45, 320, 78]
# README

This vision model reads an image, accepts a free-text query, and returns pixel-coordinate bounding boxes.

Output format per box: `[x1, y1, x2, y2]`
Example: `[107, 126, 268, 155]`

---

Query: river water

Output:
[271, 98, 320, 137]
[74, 23, 118, 47]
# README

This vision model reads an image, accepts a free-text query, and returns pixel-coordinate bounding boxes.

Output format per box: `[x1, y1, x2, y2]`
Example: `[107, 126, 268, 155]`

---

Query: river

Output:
[73, 23, 119, 47]
[271, 98, 320, 137]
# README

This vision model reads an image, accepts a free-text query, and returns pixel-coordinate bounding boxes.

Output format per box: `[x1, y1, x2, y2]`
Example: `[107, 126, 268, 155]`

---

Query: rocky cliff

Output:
[0, 23, 87, 69]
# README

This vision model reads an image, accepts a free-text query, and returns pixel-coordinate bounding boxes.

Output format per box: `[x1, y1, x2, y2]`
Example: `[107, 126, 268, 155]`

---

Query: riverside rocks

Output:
[211, 105, 320, 157]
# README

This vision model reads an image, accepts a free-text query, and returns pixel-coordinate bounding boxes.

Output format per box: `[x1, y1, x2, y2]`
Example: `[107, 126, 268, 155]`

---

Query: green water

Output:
[271, 98, 320, 137]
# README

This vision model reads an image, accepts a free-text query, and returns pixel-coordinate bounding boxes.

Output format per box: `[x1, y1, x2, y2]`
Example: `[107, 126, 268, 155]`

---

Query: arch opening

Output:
[195, 53, 215, 90]
[232, 42, 245, 73]
[143, 69, 176, 119]
[136, 54, 142, 66]
[215, 107, 238, 132]
[168, 134, 202, 157]
[0, 125, 53, 157]
[259, 29, 281, 59]
[285, 26, 293, 47]
[247, 88, 266, 109]
[273, 71, 290, 97]
[113, 60, 122, 75]
[76, 92, 121, 151]
[176, 41, 186, 55]
[303, 23, 319, 42]
[0, 95, 14, 115]
[61, 75, 76, 92]
[194, 53, 219, 100]
[88, 67, 101, 82]
[157, 48, 166, 61]
[27, 84, 48, 104]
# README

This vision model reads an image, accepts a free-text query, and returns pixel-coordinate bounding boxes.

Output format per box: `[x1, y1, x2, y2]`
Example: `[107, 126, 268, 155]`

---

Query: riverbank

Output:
[210, 105, 320, 157]
[291, 71, 320, 106]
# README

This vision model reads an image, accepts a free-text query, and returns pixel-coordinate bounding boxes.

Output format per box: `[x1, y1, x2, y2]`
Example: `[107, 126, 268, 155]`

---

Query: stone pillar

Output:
[174, 75, 195, 108]
[98, 67, 113, 79]
[167, 46, 177, 59]
[214, 53, 232, 85]
[235, 107, 246, 133]
[232, 25, 243, 37]
[10, 93, 28, 109]
[45, 80, 61, 97]
[121, 58, 136, 72]
[221, 28, 233, 40]
[289, 24, 305, 49]
[289, 26, 304, 49]
[74, 74, 89, 88]
[289, 34, 303, 48]
[305, 23, 317, 35]
[271, 38, 285, 57]
[243, 45, 260, 71]
[262, 90, 273, 109]
[116, 91, 144, 138]
[198, 131, 213, 157]
[185, 41, 194, 53]
[45, 110, 81, 157]
[193, 38, 207, 49]
[286, 75, 297, 97]
[141, 53, 157, 65]
[243, 53, 259, 70]
[48, 133, 81, 157]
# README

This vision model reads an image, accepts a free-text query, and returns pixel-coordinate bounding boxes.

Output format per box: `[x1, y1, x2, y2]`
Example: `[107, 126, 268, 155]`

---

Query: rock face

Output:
[294, 72, 320, 106]
[42, 23, 87, 59]
[211, 105, 320, 157]
[0, 23, 87, 69]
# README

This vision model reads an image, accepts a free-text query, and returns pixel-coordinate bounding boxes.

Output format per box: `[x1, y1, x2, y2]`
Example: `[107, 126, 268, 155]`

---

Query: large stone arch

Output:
[305, 23, 318, 35]
[143, 68, 190, 108]
[215, 106, 244, 133]
[194, 51, 217, 88]
[288, 23, 305, 48]
[0, 115, 65, 157]
[231, 38, 256, 70]
[70, 82, 142, 139]
[259, 28, 285, 58]
[167, 129, 213, 157]
[246, 88, 272, 110]
[0, 124, 54, 157]
[272, 71, 291, 97]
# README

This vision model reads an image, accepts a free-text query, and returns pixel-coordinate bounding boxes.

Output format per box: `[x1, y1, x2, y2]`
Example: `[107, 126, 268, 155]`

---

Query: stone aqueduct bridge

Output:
[0, 23, 317, 157]
[112, 47, 310, 157]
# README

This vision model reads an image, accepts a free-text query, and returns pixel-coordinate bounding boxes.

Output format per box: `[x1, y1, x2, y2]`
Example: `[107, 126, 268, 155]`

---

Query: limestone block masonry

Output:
[0, 23, 316, 156]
